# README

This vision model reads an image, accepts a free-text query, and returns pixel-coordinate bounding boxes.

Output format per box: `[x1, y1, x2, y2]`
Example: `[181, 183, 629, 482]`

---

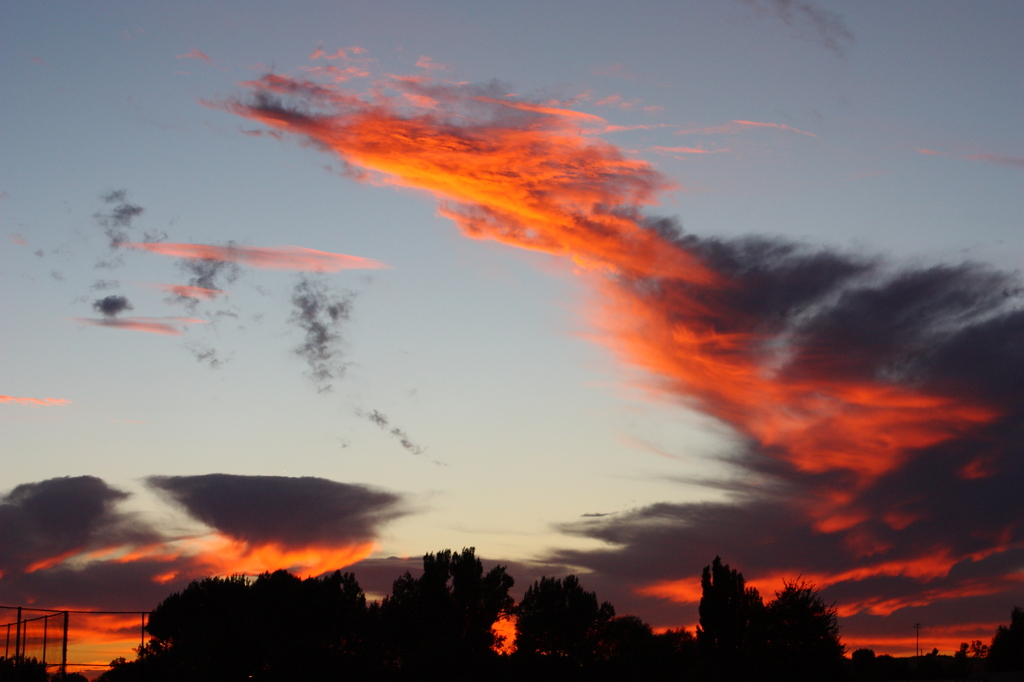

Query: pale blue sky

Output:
[2, 0, 1021, 653]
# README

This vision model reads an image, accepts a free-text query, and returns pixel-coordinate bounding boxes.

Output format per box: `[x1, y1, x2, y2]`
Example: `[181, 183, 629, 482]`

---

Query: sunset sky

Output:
[2, 0, 1022, 665]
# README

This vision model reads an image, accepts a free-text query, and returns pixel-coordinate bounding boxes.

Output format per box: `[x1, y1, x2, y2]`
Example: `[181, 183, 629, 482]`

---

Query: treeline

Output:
[70, 549, 1018, 682]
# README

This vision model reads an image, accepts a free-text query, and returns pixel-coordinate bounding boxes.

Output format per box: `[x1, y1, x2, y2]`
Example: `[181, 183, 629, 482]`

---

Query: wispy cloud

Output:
[676, 119, 817, 138]
[415, 55, 449, 71]
[649, 145, 730, 157]
[150, 284, 224, 300]
[741, 0, 855, 57]
[916, 148, 1023, 170]
[363, 409, 426, 455]
[176, 47, 211, 64]
[0, 396, 71, 407]
[224, 72, 1023, 633]
[124, 242, 387, 272]
[75, 316, 206, 335]
[289, 276, 353, 391]
[965, 153, 1024, 170]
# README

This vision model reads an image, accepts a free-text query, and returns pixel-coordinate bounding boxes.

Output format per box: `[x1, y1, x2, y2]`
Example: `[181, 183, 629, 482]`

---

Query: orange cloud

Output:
[311, 47, 349, 60]
[843, 624, 1004, 657]
[225, 76, 1012, 622]
[1, 395, 71, 407]
[150, 284, 223, 300]
[415, 55, 448, 71]
[123, 242, 387, 272]
[74, 317, 206, 335]
[226, 76, 999, 501]
[38, 533, 376, 588]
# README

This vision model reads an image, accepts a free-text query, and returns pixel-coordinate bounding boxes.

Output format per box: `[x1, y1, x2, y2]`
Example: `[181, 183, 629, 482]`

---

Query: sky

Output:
[1, 0, 1022, 667]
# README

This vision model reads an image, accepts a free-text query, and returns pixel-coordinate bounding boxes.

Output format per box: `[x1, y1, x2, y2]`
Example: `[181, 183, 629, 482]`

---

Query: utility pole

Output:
[914, 622, 922, 658]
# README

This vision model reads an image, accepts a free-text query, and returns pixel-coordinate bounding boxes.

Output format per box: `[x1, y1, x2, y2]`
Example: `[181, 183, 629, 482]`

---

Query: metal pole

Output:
[914, 622, 921, 658]
[61, 611, 68, 681]
[140, 612, 145, 650]
[15, 607, 21, 661]
[43, 614, 48, 665]
[5, 622, 9, 658]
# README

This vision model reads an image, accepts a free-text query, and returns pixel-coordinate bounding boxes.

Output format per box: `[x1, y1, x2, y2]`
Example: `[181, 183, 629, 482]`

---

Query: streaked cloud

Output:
[965, 153, 1024, 170]
[363, 409, 426, 455]
[124, 242, 387, 272]
[676, 119, 817, 137]
[176, 47, 211, 64]
[0, 396, 71, 407]
[224, 72, 1023, 640]
[150, 284, 223, 300]
[741, 0, 855, 57]
[649, 145, 730, 157]
[415, 55, 449, 71]
[75, 316, 206, 335]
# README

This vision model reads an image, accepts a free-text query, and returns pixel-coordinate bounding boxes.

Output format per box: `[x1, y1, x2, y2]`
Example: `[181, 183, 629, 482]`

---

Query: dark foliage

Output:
[98, 569, 370, 682]
[697, 556, 767, 680]
[378, 547, 514, 681]
[988, 606, 1024, 672]
[0, 657, 47, 682]
[89, 552, 1019, 681]
[763, 579, 845, 681]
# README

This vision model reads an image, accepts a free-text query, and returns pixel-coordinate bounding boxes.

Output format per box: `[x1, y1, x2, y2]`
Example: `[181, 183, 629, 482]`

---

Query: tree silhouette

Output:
[697, 556, 765, 681]
[379, 547, 514, 681]
[988, 606, 1024, 672]
[515, 575, 614, 661]
[98, 569, 370, 682]
[0, 657, 47, 682]
[763, 579, 844, 681]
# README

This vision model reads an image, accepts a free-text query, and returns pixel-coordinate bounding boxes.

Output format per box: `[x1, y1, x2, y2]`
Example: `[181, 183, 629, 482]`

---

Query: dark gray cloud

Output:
[0, 475, 408, 610]
[91, 279, 119, 291]
[93, 190, 165, 268]
[184, 342, 231, 368]
[93, 190, 144, 268]
[364, 409, 426, 455]
[92, 294, 132, 318]
[289, 275, 354, 392]
[741, 0, 854, 56]
[170, 255, 242, 310]
[147, 474, 407, 548]
[539, 227, 1024, 634]
[0, 477, 153, 577]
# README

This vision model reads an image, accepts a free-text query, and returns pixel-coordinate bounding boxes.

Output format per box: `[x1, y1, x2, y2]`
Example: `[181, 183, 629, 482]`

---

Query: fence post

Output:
[43, 614, 48, 666]
[61, 611, 68, 681]
[14, 607, 21, 661]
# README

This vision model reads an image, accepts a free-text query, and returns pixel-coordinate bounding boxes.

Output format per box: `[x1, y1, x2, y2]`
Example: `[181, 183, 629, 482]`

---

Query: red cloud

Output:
[123, 242, 387, 272]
